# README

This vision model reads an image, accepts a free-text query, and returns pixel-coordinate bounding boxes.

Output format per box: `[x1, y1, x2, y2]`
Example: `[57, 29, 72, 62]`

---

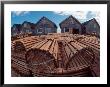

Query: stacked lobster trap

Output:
[11, 34, 100, 77]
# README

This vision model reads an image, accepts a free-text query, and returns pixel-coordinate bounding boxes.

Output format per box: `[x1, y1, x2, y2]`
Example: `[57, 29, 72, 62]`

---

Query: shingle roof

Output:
[36, 16, 57, 28]
[22, 21, 36, 29]
[82, 18, 100, 28]
[59, 15, 82, 29]
[12, 24, 22, 31]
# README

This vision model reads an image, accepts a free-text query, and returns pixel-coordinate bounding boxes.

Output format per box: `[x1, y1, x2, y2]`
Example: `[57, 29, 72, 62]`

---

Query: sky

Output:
[11, 11, 100, 33]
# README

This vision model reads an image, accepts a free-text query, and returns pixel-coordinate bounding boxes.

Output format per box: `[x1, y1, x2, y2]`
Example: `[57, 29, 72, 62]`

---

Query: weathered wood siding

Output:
[60, 16, 82, 34]
[84, 19, 100, 37]
[35, 17, 57, 35]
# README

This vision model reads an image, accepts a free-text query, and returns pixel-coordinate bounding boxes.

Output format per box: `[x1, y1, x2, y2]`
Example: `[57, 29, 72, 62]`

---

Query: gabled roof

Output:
[82, 18, 100, 28]
[22, 21, 36, 29]
[22, 21, 29, 24]
[12, 24, 22, 32]
[22, 21, 34, 25]
[36, 16, 57, 28]
[59, 15, 82, 28]
[12, 24, 21, 29]
[13, 24, 21, 27]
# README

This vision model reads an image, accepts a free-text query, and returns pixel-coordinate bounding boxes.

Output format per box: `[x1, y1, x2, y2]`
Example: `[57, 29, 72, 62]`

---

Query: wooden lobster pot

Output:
[13, 36, 41, 53]
[14, 41, 26, 53]
[25, 49, 57, 76]
[66, 47, 95, 76]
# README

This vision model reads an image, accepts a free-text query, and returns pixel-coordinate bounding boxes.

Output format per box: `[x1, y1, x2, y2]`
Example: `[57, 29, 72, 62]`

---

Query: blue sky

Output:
[11, 11, 100, 33]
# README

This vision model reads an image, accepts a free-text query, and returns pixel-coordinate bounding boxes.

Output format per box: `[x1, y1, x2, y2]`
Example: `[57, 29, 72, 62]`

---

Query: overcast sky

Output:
[11, 11, 100, 33]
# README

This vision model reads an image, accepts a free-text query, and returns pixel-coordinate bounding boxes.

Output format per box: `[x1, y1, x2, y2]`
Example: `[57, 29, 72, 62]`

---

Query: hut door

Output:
[47, 28, 51, 33]
[72, 29, 79, 34]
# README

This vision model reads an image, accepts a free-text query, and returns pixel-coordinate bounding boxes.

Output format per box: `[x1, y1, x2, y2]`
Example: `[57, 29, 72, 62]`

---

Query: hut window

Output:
[47, 28, 51, 33]
[38, 28, 42, 33]
[94, 24, 97, 28]
[13, 27, 16, 30]
[13, 32, 17, 36]
[43, 20, 46, 23]
[26, 29, 30, 33]
[70, 20, 74, 24]
[24, 23, 27, 27]
[70, 18, 74, 24]
[20, 31, 23, 34]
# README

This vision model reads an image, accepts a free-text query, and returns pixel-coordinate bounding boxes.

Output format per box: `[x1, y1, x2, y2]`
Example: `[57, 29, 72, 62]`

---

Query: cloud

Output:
[53, 11, 100, 24]
[54, 11, 87, 19]
[12, 11, 30, 16]
[86, 11, 100, 24]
